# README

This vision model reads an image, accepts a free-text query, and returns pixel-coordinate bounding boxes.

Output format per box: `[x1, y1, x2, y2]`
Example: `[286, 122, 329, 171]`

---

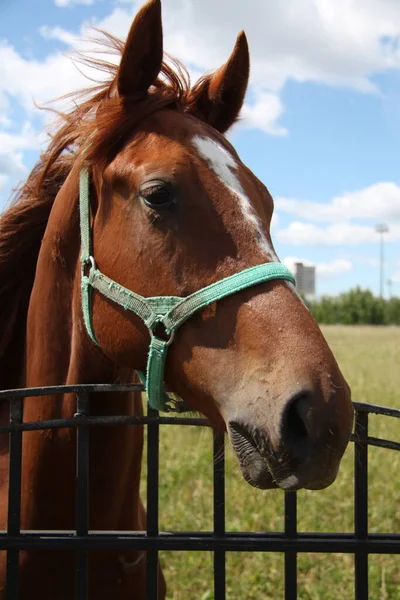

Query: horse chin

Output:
[235, 449, 278, 490]
[227, 422, 276, 489]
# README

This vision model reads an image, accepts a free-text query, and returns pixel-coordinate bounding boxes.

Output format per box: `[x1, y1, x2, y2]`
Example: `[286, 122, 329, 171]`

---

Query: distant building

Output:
[294, 262, 316, 296]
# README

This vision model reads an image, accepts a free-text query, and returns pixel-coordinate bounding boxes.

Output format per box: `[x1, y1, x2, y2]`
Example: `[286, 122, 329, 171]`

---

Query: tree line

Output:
[306, 286, 400, 325]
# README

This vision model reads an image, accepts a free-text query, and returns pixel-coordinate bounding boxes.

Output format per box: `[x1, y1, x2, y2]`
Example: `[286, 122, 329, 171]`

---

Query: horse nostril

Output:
[286, 395, 309, 439]
[283, 393, 313, 458]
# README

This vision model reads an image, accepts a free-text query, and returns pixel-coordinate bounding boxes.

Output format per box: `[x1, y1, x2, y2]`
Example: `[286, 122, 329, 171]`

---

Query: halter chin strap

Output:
[79, 169, 296, 411]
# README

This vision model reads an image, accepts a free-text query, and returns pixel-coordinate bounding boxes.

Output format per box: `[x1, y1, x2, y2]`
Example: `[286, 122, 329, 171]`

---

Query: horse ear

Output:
[189, 32, 250, 133]
[117, 0, 163, 98]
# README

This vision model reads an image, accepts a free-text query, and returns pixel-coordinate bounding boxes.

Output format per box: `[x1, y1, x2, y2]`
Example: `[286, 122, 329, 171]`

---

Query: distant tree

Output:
[308, 287, 398, 325]
[384, 297, 400, 325]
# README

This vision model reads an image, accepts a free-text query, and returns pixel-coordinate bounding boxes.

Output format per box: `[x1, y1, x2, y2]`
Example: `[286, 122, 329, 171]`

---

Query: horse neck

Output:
[20, 168, 145, 532]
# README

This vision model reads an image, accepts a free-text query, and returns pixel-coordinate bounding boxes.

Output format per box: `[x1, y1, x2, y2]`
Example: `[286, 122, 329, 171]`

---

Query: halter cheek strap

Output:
[79, 169, 296, 411]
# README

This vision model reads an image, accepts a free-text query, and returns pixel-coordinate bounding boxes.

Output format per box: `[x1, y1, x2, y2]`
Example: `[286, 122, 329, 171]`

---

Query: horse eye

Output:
[140, 184, 175, 208]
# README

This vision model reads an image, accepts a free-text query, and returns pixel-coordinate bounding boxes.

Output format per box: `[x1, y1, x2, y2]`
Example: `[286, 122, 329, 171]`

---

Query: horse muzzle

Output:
[228, 389, 354, 491]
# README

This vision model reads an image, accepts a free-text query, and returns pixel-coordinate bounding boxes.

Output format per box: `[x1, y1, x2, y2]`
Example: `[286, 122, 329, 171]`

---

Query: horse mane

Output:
[0, 30, 201, 389]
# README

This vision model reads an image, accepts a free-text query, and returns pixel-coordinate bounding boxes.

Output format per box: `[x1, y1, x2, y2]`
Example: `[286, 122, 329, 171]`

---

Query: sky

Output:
[1, 0, 400, 297]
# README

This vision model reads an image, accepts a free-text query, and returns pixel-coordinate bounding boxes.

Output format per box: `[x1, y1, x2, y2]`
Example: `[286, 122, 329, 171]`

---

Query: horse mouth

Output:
[228, 422, 279, 490]
[228, 421, 340, 491]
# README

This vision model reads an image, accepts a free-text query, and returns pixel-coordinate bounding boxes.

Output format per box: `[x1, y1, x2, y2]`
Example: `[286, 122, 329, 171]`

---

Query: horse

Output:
[0, 0, 354, 597]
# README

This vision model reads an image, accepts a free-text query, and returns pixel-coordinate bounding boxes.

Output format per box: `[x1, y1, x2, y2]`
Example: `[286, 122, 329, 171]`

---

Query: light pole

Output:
[375, 224, 389, 298]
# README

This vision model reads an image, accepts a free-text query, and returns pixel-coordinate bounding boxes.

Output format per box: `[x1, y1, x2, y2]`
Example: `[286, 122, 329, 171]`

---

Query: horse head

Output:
[46, 0, 354, 491]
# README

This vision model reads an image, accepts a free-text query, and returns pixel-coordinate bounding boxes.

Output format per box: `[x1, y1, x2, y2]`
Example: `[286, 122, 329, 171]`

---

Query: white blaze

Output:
[192, 135, 279, 261]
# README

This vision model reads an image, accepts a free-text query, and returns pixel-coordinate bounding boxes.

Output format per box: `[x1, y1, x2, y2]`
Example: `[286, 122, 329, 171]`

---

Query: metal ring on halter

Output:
[87, 256, 96, 270]
[164, 329, 175, 346]
[150, 317, 176, 346]
[82, 255, 97, 277]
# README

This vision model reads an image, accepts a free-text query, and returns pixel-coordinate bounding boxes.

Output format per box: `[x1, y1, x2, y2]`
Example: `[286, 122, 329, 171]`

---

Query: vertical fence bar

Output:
[75, 393, 90, 600]
[284, 492, 297, 600]
[354, 409, 368, 600]
[146, 405, 160, 600]
[6, 397, 23, 600]
[213, 430, 226, 600]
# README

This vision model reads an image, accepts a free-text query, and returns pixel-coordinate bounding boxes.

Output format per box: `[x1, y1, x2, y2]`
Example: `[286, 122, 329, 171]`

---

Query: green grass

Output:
[141, 326, 400, 599]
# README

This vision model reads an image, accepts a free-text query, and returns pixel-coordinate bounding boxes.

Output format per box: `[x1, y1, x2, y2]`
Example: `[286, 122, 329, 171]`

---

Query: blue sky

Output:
[1, 0, 400, 297]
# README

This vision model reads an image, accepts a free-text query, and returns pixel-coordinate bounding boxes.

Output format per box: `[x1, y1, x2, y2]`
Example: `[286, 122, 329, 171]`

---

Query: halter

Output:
[79, 169, 296, 411]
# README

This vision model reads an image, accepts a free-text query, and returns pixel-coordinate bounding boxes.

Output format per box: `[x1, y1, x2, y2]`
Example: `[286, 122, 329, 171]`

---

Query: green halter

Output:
[79, 169, 296, 411]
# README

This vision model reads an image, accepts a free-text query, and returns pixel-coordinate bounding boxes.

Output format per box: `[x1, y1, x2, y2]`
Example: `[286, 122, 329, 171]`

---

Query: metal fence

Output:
[0, 384, 399, 599]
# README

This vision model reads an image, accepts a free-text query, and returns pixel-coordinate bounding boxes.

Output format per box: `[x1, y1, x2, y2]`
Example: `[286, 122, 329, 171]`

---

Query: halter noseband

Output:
[79, 169, 296, 411]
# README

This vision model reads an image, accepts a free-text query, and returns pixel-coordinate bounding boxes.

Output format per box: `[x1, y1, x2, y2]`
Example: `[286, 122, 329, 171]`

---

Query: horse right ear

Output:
[117, 0, 163, 98]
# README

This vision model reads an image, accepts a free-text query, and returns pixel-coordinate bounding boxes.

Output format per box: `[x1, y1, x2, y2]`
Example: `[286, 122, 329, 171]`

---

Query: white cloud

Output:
[0, 123, 43, 153]
[274, 181, 400, 248]
[0, 115, 12, 128]
[0, 122, 46, 207]
[277, 221, 400, 246]
[0, 153, 26, 178]
[276, 182, 400, 223]
[55, 0, 94, 7]
[40, 26, 80, 47]
[317, 259, 353, 277]
[0, 43, 80, 113]
[241, 92, 288, 136]
[283, 255, 353, 278]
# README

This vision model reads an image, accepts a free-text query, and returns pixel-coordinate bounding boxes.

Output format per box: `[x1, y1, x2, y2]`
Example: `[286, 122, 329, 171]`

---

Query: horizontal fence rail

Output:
[0, 384, 399, 600]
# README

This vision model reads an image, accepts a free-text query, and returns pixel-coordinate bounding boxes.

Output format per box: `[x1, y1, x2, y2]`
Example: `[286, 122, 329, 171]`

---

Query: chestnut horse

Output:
[0, 0, 354, 597]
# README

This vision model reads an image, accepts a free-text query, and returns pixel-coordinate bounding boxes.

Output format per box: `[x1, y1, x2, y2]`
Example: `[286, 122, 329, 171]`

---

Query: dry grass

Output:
[141, 326, 400, 599]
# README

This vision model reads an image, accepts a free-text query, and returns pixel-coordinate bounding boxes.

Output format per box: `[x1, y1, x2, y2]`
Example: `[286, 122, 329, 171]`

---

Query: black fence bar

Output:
[213, 431, 226, 600]
[2, 419, 399, 453]
[0, 383, 144, 399]
[75, 393, 90, 600]
[352, 402, 400, 418]
[6, 397, 23, 600]
[0, 414, 208, 435]
[146, 405, 159, 600]
[284, 492, 297, 600]
[354, 410, 369, 600]
[0, 531, 398, 553]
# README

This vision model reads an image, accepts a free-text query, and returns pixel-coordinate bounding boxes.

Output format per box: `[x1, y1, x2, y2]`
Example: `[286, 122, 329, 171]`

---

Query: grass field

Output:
[141, 326, 400, 600]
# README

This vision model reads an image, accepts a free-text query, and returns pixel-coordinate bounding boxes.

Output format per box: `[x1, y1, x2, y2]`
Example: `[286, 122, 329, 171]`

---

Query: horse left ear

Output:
[117, 0, 163, 98]
[188, 32, 250, 133]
